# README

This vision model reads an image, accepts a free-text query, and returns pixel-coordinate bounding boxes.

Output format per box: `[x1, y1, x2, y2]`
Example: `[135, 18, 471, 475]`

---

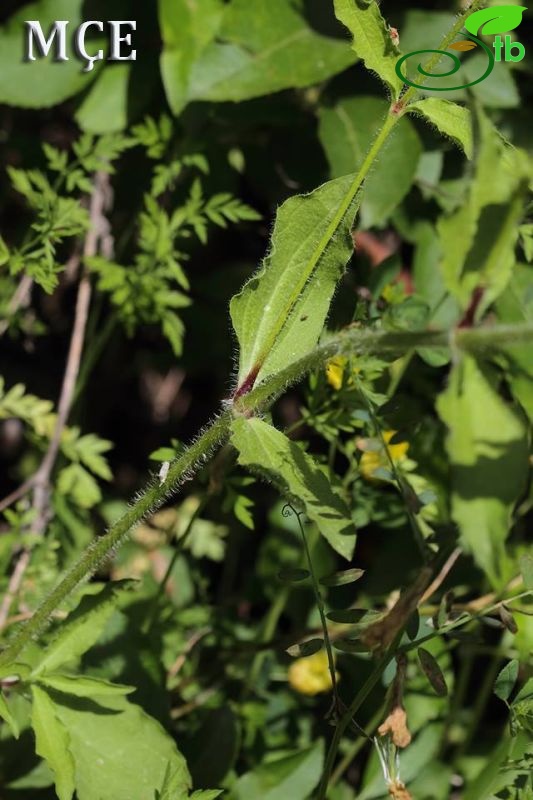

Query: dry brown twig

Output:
[419, 547, 462, 606]
[0, 171, 113, 631]
[361, 567, 433, 653]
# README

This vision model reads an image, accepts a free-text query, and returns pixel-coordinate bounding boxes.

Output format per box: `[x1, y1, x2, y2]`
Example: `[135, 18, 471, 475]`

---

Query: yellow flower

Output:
[359, 431, 409, 480]
[326, 357, 361, 390]
[326, 356, 347, 390]
[288, 650, 336, 696]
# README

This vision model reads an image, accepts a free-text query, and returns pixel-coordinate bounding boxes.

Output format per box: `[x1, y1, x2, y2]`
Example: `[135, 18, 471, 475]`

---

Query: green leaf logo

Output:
[465, 5, 527, 36]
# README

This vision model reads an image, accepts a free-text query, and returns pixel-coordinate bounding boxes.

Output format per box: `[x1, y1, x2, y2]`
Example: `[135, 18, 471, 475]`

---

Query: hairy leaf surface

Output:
[334, 0, 403, 98]
[231, 175, 359, 390]
[408, 99, 473, 159]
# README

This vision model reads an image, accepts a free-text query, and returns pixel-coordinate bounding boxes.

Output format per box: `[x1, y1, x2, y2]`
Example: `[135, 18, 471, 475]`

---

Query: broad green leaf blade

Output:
[234, 740, 324, 800]
[407, 99, 473, 159]
[418, 647, 448, 697]
[436, 355, 528, 588]
[465, 6, 527, 36]
[231, 174, 359, 390]
[31, 685, 75, 800]
[494, 660, 519, 702]
[0, 0, 98, 108]
[161, 0, 357, 114]
[0, 691, 19, 739]
[231, 418, 356, 559]
[33, 582, 133, 676]
[75, 64, 131, 133]
[37, 674, 135, 699]
[437, 109, 531, 313]
[318, 96, 421, 227]
[54, 695, 191, 800]
[159, 0, 225, 115]
[333, 0, 403, 99]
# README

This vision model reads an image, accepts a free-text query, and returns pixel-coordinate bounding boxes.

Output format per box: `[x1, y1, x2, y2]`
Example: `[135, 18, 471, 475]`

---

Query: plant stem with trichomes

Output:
[1, 321, 531, 668]
[0, 0, 529, 671]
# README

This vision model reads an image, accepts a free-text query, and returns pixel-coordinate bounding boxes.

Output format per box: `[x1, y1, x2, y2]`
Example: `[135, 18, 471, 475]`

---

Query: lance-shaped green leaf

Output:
[31, 685, 76, 800]
[231, 418, 356, 559]
[418, 647, 448, 697]
[437, 354, 528, 588]
[286, 639, 324, 658]
[32, 581, 134, 676]
[231, 174, 359, 391]
[437, 109, 530, 314]
[407, 99, 473, 159]
[161, 0, 357, 114]
[334, 0, 403, 99]
[465, 5, 527, 36]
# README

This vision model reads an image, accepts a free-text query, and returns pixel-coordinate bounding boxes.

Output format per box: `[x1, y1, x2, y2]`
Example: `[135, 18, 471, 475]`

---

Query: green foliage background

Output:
[0, 1, 532, 798]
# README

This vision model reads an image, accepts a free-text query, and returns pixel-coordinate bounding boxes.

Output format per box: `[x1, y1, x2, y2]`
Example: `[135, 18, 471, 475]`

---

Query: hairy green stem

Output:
[0, 413, 232, 668]
[401, 0, 489, 107]
[239, 322, 533, 415]
[1, 321, 531, 667]
[0, 0, 525, 666]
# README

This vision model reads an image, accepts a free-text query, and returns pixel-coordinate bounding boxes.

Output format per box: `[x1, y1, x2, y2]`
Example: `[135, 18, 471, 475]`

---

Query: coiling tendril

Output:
[395, 35, 494, 91]
[282, 502, 303, 519]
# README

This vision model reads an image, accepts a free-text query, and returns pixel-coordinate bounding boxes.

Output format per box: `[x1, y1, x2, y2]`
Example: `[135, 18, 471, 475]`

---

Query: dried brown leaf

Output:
[449, 40, 477, 50]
